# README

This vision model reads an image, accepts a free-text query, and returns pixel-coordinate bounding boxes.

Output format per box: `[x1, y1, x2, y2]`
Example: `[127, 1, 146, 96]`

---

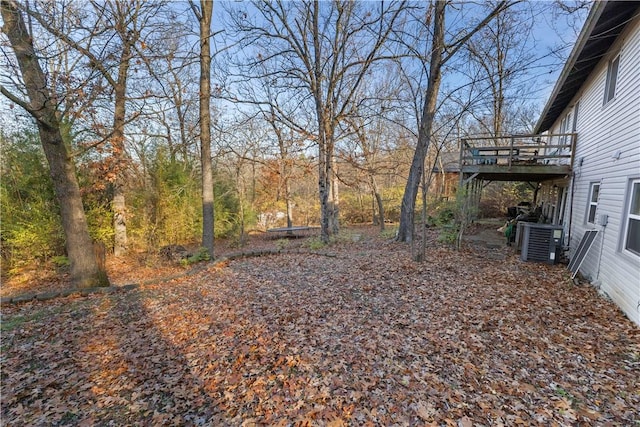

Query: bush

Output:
[1, 131, 65, 271]
[429, 189, 477, 247]
[437, 223, 459, 244]
[480, 182, 532, 218]
[307, 237, 326, 250]
[380, 227, 398, 239]
[180, 247, 211, 266]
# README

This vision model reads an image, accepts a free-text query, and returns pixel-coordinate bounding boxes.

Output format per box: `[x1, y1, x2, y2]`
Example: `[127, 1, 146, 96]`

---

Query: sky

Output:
[0, 1, 590, 138]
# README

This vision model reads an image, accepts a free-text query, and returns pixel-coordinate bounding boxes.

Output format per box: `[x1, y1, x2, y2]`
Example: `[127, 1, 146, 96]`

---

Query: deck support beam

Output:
[462, 172, 479, 186]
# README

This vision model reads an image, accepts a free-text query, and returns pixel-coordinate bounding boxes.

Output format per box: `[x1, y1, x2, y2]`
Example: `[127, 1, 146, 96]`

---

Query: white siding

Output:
[549, 16, 640, 326]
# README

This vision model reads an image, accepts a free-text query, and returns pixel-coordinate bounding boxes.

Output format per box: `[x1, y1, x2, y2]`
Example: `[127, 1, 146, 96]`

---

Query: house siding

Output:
[547, 15, 640, 325]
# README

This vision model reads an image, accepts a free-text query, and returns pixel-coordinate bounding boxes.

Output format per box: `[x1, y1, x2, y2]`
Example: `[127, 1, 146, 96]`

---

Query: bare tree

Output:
[215, 117, 269, 241]
[190, 0, 216, 257]
[464, 3, 553, 137]
[341, 105, 395, 230]
[155, 53, 199, 162]
[23, 0, 169, 256]
[264, 111, 298, 230]
[1, 0, 107, 287]
[230, 0, 406, 242]
[335, 62, 416, 230]
[247, 73, 311, 230]
[396, 0, 511, 244]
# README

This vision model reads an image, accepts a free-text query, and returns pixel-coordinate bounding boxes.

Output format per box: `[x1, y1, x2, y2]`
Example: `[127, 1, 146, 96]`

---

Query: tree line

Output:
[0, 0, 585, 286]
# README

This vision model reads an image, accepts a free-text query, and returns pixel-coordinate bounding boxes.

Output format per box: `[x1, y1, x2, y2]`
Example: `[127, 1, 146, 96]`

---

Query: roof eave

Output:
[533, 2, 607, 134]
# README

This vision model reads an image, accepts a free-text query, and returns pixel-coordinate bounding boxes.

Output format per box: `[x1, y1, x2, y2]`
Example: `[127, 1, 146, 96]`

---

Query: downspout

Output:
[596, 223, 606, 281]
[567, 133, 578, 249]
[567, 171, 575, 249]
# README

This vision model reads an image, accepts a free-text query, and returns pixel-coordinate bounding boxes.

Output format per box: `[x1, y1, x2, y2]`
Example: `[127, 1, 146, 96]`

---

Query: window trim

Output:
[586, 182, 600, 225]
[603, 53, 620, 105]
[571, 101, 579, 132]
[623, 179, 640, 257]
[560, 114, 569, 145]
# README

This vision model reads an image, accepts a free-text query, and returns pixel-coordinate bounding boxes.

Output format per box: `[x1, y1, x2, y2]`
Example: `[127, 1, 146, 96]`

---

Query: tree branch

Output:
[443, 0, 515, 64]
[0, 84, 32, 114]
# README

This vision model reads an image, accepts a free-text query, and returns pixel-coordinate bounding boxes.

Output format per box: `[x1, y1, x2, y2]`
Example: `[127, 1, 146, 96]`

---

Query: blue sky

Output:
[0, 1, 589, 136]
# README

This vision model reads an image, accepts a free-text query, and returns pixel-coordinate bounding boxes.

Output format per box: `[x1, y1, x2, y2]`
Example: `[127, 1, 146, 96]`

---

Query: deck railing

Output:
[459, 133, 577, 170]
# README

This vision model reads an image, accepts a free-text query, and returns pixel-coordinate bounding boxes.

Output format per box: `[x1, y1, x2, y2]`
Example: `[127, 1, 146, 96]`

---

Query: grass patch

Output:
[380, 227, 398, 239]
[1, 309, 51, 333]
[437, 224, 459, 245]
[180, 247, 211, 266]
[275, 238, 290, 250]
[307, 237, 326, 250]
[1, 300, 91, 333]
[307, 229, 358, 249]
[553, 385, 581, 409]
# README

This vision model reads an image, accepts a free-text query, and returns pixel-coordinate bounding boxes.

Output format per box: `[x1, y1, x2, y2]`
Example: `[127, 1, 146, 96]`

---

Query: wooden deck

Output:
[459, 133, 576, 183]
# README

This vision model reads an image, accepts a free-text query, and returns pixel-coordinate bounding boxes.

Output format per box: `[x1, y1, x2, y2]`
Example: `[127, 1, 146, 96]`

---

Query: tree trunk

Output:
[371, 176, 385, 231]
[312, 0, 332, 244]
[285, 180, 293, 229]
[236, 167, 246, 245]
[318, 137, 331, 242]
[112, 45, 130, 256]
[397, 1, 445, 243]
[276, 131, 293, 229]
[314, 108, 334, 242]
[1, 0, 107, 288]
[198, 0, 215, 258]
[418, 146, 429, 261]
[329, 156, 340, 235]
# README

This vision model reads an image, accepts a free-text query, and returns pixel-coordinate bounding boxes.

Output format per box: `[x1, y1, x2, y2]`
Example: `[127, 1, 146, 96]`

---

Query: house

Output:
[534, 1, 640, 326]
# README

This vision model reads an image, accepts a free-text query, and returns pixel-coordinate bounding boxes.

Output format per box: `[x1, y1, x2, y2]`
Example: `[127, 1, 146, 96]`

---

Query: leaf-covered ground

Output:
[2, 227, 639, 425]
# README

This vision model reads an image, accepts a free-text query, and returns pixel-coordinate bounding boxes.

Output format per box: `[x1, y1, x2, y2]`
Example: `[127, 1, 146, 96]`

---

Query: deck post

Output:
[458, 139, 466, 188]
[569, 132, 577, 169]
[462, 172, 479, 186]
[508, 136, 514, 170]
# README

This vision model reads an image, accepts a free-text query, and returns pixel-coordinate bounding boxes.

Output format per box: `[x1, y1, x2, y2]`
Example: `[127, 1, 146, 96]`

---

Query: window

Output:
[604, 54, 620, 105]
[587, 183, 600, 224]
[560, 115, 568, 145]
[624, 180, 640, 256]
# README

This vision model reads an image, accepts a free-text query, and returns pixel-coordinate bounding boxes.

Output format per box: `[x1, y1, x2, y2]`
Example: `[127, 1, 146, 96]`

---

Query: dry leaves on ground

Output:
[2, 227, 639, 425]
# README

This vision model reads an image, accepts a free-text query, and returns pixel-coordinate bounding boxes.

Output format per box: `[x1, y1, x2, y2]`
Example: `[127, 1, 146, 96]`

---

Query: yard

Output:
[1, 226, 639, 425]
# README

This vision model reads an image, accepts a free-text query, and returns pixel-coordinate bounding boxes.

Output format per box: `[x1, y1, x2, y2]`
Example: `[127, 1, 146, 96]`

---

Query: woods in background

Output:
[1, 0, 585, 278]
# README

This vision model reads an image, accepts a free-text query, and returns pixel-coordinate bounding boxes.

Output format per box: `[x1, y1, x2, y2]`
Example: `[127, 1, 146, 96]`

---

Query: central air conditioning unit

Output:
[520, 223, 564, 264]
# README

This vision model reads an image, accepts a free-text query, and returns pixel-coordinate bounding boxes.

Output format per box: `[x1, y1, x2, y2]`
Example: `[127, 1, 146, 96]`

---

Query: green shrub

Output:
[437, 224, 459, 244]
[85, 203, 114, 247]
[1, 131, 65, 271]
[180, 247, 211, 266]
[52, 255, 71, 270]
[431, 188, 478, 248]
[307, 237, 326, 250]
